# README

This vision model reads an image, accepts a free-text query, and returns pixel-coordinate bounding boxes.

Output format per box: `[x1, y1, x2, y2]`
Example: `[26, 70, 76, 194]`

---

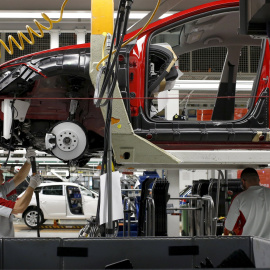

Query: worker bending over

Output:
[224, 167, 270, 239]
[0, 149, 42, 237]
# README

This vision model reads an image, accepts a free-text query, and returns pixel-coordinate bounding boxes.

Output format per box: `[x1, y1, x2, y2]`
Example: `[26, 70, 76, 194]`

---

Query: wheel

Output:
[23, 207, 45, 229]
[45, 121, 88, 161]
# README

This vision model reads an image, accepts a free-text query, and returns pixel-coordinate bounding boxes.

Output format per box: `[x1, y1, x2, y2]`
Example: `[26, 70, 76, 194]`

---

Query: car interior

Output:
[66, 186, 84, 215]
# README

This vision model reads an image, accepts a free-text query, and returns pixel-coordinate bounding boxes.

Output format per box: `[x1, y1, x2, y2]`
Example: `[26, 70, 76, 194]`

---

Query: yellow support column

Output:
[90, 0, 114, 75]
[91, 0, 114, 35]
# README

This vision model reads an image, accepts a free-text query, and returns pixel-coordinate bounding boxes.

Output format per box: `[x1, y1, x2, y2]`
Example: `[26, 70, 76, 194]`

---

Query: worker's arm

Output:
[224, 197, 240, 235]
[11, 187, 34, 214]
[13, 148, 36, 187]
[11, 174, 42, 214]
[13, 162, 31, 187]
[223, 227, 236, 236]
[0, 186, 34, 216]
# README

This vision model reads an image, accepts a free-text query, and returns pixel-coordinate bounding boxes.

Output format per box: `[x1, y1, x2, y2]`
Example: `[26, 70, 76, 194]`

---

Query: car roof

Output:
[39, 182, 80, 187]
[39, 182, 98, 192]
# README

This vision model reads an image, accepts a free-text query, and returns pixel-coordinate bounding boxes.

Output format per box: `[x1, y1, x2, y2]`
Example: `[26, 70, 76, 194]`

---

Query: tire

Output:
[23, 207, 45, 229]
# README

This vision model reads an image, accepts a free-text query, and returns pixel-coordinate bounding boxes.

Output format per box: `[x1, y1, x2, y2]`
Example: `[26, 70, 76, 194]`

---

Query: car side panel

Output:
[40, 194, 66, 219]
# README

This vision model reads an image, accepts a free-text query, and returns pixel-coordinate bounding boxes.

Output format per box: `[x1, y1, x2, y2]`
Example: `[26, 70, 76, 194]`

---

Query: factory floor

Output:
[13, 218, 86, 238]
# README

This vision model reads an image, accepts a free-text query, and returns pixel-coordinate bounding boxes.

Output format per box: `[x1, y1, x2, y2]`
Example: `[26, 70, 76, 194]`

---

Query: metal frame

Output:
[118, 149, 270, 169]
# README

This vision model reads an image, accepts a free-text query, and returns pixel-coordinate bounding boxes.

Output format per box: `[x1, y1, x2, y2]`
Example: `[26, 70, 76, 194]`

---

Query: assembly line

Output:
[0, 0, 269, 269]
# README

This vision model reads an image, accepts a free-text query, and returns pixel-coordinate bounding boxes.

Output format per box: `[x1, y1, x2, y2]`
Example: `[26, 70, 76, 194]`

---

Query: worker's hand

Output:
[28, 174, 42, 190]
[25, 148, 36, 164]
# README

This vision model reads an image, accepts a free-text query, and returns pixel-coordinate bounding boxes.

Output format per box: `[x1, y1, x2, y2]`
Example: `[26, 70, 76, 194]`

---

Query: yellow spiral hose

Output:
[0, 0, 69, 58]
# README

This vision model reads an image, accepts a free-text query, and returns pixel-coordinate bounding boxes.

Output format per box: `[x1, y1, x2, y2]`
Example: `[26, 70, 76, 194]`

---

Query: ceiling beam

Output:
[128, 0, 183, 33]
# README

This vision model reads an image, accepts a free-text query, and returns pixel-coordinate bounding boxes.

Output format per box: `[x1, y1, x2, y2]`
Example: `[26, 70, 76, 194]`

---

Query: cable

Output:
[95, 0, 129, 108]
[96, 0, 161, 71]
[94, 0, 123, 108]
[96, 0, 132, 108]
[100, 0, 132, 173]
[0, 0, 69, 58]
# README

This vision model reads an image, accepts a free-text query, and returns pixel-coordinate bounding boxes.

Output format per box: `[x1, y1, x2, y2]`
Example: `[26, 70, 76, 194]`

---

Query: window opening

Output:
[43, 185, 63, 196]
[66, 186, 83, 215]
[86, 33, 91, 43]
[148, 11, 261, 122]
[59, 33, 77, 47]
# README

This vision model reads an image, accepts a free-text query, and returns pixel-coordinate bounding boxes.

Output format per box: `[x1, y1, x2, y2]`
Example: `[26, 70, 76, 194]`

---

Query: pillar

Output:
[50, 30, 60, 49]
[76, 29, 86, 44]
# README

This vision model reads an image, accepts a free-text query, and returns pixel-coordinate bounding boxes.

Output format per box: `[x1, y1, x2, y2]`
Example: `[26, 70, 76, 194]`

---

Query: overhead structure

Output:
[128, 0, 182, 33]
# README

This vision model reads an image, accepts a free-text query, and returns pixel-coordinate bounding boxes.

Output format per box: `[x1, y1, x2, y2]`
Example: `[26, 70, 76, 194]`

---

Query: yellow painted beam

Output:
[91, 0, 114, 35]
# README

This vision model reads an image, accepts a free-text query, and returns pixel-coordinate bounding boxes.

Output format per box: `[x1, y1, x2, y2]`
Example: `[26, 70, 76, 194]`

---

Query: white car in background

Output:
[15, 182, 99, 228]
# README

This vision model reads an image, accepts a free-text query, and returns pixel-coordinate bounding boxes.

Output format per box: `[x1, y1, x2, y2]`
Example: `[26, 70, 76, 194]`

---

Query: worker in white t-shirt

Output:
[224, 167, 270, 239]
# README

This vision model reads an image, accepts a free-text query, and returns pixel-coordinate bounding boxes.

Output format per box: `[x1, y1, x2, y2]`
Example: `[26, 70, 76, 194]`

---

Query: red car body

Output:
[0, 0, 269, 165]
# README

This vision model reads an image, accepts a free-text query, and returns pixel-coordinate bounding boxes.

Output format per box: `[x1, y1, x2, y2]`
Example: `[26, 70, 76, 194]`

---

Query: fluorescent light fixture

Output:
[173, 80, 253, 92]
[159, 12, 176, 19]
[0, 11, 175, 20]
[127, 12, 148, 19]
[0, 11, 91, 19]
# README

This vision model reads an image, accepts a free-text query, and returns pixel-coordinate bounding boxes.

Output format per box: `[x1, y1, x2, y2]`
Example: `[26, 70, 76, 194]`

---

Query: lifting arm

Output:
[90, 0, 181, 167]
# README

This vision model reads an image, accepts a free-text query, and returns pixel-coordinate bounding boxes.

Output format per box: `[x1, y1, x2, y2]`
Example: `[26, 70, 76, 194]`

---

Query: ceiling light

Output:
[0, 11, 175, 20]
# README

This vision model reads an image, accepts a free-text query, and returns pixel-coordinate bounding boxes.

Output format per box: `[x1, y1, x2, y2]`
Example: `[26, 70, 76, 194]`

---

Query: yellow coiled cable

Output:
[0, 0, 69, 58]
[96, 0, 161, 71]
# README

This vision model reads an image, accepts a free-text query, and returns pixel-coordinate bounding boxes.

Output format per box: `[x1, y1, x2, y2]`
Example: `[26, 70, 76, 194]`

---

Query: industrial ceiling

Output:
[0, 0, 220, 31]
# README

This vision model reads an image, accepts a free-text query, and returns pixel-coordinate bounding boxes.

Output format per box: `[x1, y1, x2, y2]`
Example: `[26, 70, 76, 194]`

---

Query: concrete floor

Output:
[13, 218, 87, 238]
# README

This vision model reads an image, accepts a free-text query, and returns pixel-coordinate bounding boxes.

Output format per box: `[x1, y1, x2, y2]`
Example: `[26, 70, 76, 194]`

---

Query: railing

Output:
[123, 195, 155, 237]
[168, 194, 216, 236]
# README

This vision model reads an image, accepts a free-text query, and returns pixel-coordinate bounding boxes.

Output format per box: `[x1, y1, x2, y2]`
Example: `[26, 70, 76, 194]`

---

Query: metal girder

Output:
[117, 150, 270, 170]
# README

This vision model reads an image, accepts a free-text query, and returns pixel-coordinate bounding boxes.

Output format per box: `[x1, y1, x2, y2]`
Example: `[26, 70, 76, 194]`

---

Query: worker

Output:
[224, 167, 270, 239]
[0, 148, 42, 237]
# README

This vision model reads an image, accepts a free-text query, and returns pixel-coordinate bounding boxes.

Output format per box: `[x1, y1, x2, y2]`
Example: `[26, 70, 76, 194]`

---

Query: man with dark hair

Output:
[224, 167, 270, 238]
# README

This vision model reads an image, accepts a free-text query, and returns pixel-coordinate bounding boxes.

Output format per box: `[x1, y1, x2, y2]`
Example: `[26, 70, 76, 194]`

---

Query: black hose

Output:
[34, 190, 40, 237]
[97, 0, 132, 108]
[96, 0, 134, 224]
[100, 1, 131, 173]
[31, 156, 40, 237]
[98, 23, 130, 109]
[95, 0, 124, 108]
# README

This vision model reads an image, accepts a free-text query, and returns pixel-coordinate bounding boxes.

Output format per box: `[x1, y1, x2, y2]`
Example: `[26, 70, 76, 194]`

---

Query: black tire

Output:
[23, 207, 45, 229]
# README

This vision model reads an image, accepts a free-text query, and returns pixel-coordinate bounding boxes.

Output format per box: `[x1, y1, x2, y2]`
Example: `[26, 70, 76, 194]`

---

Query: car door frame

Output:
[65, 185, 86, 218]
